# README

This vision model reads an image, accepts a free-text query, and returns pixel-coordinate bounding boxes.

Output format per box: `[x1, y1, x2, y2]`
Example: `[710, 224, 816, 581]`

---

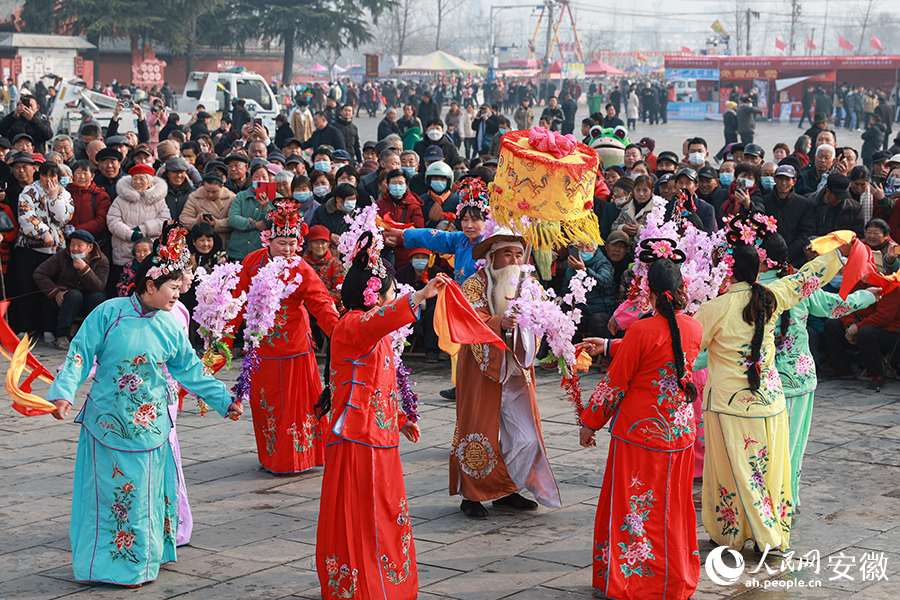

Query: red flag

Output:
[838, 35, 854, 52]
[680, 46, 692, 54]
[837, 239, 900, 299]
[807, 36, 818, 50]
[871, 35, 884, 52]
[635, 50, 648, 64]
[775, 37, 787, 52]
[433, 280, 508, 356]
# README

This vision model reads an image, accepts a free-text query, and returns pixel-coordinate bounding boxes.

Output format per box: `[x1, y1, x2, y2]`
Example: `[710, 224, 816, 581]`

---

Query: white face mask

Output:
[426, 129, 443, 141]
[688, 152, 706, 167]
[71, 252, 86, 260]
[313, 185, 330, 197]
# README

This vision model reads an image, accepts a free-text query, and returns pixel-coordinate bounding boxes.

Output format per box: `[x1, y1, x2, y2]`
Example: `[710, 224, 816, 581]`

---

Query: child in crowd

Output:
[116, 237, 153, 296]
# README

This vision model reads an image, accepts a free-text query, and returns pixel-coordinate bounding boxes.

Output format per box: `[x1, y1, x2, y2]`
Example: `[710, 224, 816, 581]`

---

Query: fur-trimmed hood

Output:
[115, 175, 168, 206]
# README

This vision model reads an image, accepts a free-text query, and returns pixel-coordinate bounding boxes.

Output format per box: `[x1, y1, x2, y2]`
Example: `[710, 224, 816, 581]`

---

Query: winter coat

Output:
[333, 116, 361, 162]
[0, 112, 54, 153]
[310, 198, 353, 237]
[226, 188, 273, 261]
[562, 249, 618, 316]
[513, 106, 534, 130]
[412, 135, 460, 174]
[377, 117, 402, 141]
[164, 178, 196, 221]
[106, 176, 171, 266]
[16, 181, 74, 255]
[66, 181, 111, 244]
[761, 189, 817, 266]
[33, 241, 109, 300]
[180, 187, 237, 248]
[625, 92, 639, 119]
[810, 187, 865, 238]
[375, 190, 424, 269]
[862, 122, 887, 165]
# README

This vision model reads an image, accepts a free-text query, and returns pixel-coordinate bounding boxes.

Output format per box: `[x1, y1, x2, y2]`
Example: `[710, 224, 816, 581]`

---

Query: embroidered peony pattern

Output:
[286, 414, 320, 452]
[382, 498, 413, 585]
[617, 490, 656, 578]
[95, 355, 163, 439]
[109, 479, 139, 563]
[594, 540, 611, 580]
[630, 362, 695, 442]
[715, 486, 740, 539]
[258, 389, 277, 455]
[324, 554, 358, 598]
[370, 389, 396, 431]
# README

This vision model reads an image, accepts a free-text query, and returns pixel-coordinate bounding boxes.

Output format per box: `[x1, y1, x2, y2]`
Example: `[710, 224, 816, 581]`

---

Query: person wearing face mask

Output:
[33, 229, 108, 350]
[375, 168, 424, 269]
[599, 177, 634, 239]
[395, 248, 451, 363]
[563, 240, 619, 339]
[400, 149, 428, 197]
[654, 150, 680, 178]
[718, 162, 764, 220]
[686, 137, 710, 170]
[636, 137, 657, 172]
[67, 160, 111, 254]
[413, 117, 459, 173]
[310, 182, 358, 246]
[311, 147, 333, 174]
[718, 158, 736, 187]
[309, 169, 333, 205]
[488, 117, 511, 158]
[421, 161, 458, 228]
[759, 161, 777, 193]
[289, 173, 320, 226]
[696, 166, 726, 215]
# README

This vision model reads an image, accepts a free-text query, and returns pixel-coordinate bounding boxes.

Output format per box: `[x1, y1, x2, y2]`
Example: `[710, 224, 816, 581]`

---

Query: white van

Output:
[670, 79, 698, 103]
[177, 68, 279, 133]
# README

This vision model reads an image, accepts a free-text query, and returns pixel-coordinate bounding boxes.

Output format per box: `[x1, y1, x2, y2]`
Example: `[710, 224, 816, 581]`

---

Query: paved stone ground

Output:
[3, 341, 900, 599]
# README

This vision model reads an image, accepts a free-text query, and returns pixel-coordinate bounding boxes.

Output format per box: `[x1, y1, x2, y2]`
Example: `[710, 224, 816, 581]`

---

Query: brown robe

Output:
[449, 269, 560, 506]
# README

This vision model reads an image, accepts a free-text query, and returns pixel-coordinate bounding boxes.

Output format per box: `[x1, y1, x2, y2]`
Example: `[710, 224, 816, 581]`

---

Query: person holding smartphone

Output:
[179, 172, 237, 248]
[146, 97, 167, 153]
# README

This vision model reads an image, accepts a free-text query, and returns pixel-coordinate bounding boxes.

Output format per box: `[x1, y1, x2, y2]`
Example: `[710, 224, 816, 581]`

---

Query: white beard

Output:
[487, 263, 522, 317]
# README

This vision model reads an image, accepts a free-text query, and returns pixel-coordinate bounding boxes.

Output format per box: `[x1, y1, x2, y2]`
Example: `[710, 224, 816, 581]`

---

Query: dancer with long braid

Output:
[693, 216, 851, 553]
[757, 233, 879, 508]
[579, 258, 703, 600]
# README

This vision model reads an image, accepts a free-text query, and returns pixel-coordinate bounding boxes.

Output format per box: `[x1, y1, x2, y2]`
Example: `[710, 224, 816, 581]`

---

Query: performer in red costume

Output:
[315, 231, 449, 600]
[230, 201, 340, 474]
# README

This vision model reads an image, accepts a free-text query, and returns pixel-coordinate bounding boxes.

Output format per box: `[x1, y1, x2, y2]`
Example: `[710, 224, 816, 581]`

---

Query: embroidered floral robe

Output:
[47, 296, 234, 586]
[583, 313, 703, 600]
[759, 270, 876, 506]
[230, 248, 340, 473]
[693, 250, 842, 551]
[317, 295, 419, 600]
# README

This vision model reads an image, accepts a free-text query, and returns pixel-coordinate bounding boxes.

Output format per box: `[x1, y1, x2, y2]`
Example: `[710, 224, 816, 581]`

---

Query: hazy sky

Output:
[485, 0, 895, 58]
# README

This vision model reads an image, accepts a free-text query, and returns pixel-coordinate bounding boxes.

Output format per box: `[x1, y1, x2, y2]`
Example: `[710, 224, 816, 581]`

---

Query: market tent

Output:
[393, 50, 486, 73]
[307, 63, 328, 73]
[585, 60, 625, 76]
[501, 58, 541, 69]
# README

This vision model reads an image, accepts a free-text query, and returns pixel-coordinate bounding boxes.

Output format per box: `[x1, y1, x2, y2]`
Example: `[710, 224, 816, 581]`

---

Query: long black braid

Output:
[760, 233, 793, 343]
[647, 259, 698, 402]
[732, 244, 777, 390]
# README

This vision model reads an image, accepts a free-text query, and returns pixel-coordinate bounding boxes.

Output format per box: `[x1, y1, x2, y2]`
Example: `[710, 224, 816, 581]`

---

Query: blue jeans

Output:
[57, 289, 106, 337]
[848, 111, 858, 131]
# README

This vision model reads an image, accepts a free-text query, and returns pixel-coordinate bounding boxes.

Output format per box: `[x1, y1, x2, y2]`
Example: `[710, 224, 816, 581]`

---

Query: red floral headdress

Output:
[455, 177, 491, 218]
[146, 222, 190, 280]
[261, 200, 309, 247]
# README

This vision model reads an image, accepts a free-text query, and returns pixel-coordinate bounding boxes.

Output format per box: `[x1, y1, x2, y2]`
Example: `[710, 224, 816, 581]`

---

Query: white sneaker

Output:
[43, 332, 55, 344]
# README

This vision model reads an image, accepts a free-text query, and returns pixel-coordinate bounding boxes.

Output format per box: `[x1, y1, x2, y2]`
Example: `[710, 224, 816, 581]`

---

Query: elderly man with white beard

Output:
[450, 227, 562, 519]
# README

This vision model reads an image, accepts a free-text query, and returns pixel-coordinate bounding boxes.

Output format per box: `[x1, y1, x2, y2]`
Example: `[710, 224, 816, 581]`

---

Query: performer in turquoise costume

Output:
[48, 223, 243, 587]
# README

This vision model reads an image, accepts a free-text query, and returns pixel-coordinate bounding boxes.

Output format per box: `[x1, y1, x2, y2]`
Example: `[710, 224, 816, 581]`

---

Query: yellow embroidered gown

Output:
[692, 250, 841, 551]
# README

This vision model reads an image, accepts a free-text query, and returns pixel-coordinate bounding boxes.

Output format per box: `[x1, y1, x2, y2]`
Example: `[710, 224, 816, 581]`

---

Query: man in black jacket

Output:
[417, 92, 440, 126]
[378, 108, 402, 141]
[540, 96, 564, 132]
[798, 85, 814, 128]
[762, 165, 816, 267]
[795, 143, 835, 196]
[803, 113, 829, 146]
[876, 96, 894, 151]
[333, 104, 361, 162]
[0, 95, 53, 153]
[560, 93, 578, 135]
[810, 173, 864, 239]
[697, 166, 728, 215]
[301, 112, 346, 152]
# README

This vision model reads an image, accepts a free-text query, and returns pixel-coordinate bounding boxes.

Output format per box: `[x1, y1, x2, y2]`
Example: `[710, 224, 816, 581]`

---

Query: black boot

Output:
[492, 493, 538, 511]
[439, 387, 456, 400]
[460, 499, 489, 519]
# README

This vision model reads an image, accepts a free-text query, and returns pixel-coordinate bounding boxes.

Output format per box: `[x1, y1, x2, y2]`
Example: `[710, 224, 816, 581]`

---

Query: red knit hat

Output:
[129, 163, 156, 177]
[306, 225, 331, 243]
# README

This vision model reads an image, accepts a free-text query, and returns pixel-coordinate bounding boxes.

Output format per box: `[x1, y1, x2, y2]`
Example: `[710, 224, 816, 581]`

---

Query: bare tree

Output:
[855, 0, 878, 55]
[433, 0, 466, 51]
[388, 0, 424, 65]
[722, 0, 749, 55]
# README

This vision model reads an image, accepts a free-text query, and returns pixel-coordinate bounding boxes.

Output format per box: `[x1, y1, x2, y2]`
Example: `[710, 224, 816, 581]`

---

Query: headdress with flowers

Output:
[717, 211, 779, 279]
[260, 200, 309, 247]
[455, 176, 492, 219]
[638, 238, 687, 265]
[350, 231, 389, 307]
[145, 221, 191, 281]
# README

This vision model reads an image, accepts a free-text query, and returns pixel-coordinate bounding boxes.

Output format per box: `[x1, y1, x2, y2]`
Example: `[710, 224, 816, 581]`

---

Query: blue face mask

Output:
[60, 176, 71, 187]
[411, 258, 429, 271]
[719, 172, 734, 187]
[401, 166, 417, 178]
[498, 128, 509, 135]
[389, 183, 407, 198]
[430, 180, 448, 193]
[293, 191, 312, 203]
[761, 176, 775, 191]
[579, 251, 595, 262]
[314, 160, 331, 172]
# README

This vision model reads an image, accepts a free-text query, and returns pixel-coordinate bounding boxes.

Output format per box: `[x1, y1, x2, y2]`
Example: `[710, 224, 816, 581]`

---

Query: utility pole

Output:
[808, 28, 815, 56]
[789, 0, 801, 56]
[543, 0, 555, 68]
[821, 0, 828, 56]
[745, 9, 761, 55]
